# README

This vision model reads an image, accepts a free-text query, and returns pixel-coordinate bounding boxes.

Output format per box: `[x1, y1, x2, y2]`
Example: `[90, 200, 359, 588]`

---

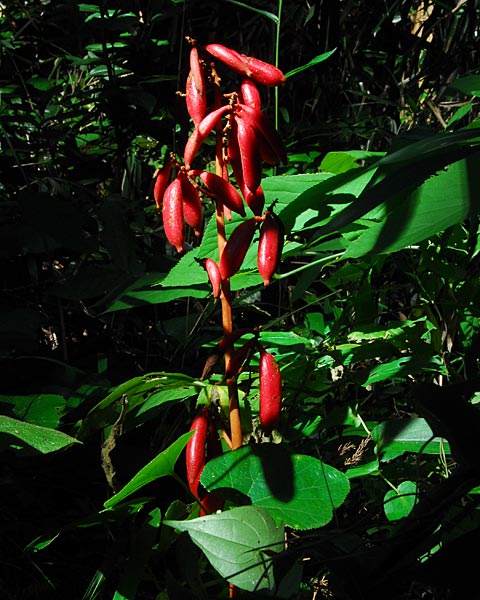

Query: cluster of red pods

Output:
[153, 41, 286, 286]
[154, 41, 286, 514]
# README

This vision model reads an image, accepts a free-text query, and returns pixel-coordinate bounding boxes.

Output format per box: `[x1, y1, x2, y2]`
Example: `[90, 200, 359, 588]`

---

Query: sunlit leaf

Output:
[0, 416, 80, 454]
[164, 506, 284, 592]
[384, 481, 417, 521]
[285, 49, 336, 78]
[372, 418, 451, 461]
[201, 444, 350, 530]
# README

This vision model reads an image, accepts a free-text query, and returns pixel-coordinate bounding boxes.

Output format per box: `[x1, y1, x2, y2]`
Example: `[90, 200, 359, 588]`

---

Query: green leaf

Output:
[364, 354, 447, 385]
[285, 49, 336, 78]
[0, 394, 66, 428]
[0, 416, 80, 454]
[76, 372, 199, 438]
[344, 152, 480, 258]
[384, 480, 417, 521]
[371, 417, 451, 462]
[201, 444, 350, 530]
[103, 431, 193, 508]
[164, 506, 284, 593]
[448, 75, 480, 97]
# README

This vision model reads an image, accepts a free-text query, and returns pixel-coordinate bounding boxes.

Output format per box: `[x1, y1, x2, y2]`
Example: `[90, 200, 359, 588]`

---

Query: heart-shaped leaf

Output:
[384, 480, 417, 521]
[164, 506, 284, 593]
[201, 444, 350, 530]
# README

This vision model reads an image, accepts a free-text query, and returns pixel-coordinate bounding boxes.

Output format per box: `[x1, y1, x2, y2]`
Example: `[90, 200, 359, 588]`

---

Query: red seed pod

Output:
[162, 177, 185, 253]
[179, 173, 202, 235]
[204, 43, 252, 77]
[234, 114, 262, 194]
[200, 257, 222, 298]
[239, 54, 286, 87]
[227, 120, 245, 191]
[219, 218, 257, 280]
[197, 170, 246, 217]
[184, 104, 231, 169]
[236, 103, 287, 165]
[186, 408, 209, 498]
[257, 210, 283, 286]
[259, 348, 282, 435]
[244, 186, 265, 216]
[153, 160, 173, 209]
[240, 78, 262, 110]
[186, 47, 207, 126]
[205, 43, 286, 87]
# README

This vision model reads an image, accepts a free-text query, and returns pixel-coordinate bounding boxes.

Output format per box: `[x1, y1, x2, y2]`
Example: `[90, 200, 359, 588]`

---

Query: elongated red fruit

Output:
[239, 54, 286, 87]
[257, 211, 283, 286]
[186, 408, 209, 498]
[227, 119, 245, 190]
[244, 186, 265, 216]
[204, 43, 252, 77]
[240, 78, 261, 110]
[236, 103, 287, 165]
[179, 173, 202, 235]
[234, 114, 262, 194]
[162, 178, 184, 253]
[186, 46, 207, 126]
[219, 218, 257, 280]
[184, 104, 231, 168]
[259, 348, 282, 435]
[205, 43, 286, 87]
[197, 170, 246, 217]
[201, 257, 222, 298]
[153, 160, 172, 209]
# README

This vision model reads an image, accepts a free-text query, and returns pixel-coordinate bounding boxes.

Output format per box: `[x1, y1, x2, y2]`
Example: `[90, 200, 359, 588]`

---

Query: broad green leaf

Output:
[344, 152, 480, 258]
[274, 167, 378, 234]
[372, 417, 451, 462]
[103, 431, 193, 508]
[285, 49, 336, 78]
[0, 415, 80, 454]
[384, 480, 417, 521]
[0, 394, 66, 428]
[76, 372, 199, 438]
[258, 330, 312, 347]
[164, 506, 284, 593]
[201, 444, 350, 530]
[105, 284, 209, 311]
[364, 354, 447, 385]
[448, 75, 480, 97]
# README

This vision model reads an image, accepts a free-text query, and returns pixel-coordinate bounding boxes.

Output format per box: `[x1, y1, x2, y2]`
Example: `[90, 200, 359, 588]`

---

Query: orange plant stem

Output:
[213, 77, 243, 451]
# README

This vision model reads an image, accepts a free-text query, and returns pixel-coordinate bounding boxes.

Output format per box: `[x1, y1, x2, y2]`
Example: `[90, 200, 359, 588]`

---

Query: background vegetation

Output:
[1, 1, 480, 598]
